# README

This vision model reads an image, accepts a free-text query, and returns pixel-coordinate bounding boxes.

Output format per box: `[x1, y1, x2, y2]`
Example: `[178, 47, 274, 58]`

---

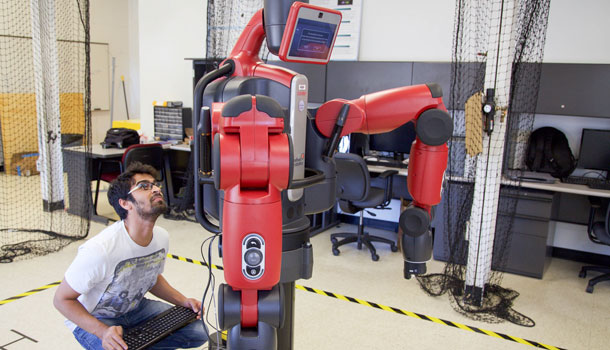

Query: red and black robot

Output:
[192, 1, 452, 349]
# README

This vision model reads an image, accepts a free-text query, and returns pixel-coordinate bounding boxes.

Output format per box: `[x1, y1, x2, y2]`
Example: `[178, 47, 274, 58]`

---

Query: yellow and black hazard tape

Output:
[0, 281, 60, 306]
[168, 254, 224, 270]
[0, 255, 566, 350]
[295, 285, 564, 350]
[167, 254, 566, 350]
[0, 255, 212, 306]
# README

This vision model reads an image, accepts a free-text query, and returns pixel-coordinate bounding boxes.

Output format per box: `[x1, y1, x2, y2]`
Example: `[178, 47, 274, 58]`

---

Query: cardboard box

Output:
[10, 152, 39, 176]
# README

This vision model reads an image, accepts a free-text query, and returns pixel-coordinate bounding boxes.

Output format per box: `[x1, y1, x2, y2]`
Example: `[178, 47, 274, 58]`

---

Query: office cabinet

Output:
[433, 183, 555, 278]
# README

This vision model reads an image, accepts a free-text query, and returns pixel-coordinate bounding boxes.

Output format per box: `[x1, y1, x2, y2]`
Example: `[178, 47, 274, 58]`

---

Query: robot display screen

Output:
[287, 18, 337, 60]
[279, 3, 341, 64]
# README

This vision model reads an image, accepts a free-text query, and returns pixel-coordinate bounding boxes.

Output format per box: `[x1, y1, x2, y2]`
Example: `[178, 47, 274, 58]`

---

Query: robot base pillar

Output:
[227, 322, 277, 350]
[218, 283, 284, 350]
[277, 281, 296, 350]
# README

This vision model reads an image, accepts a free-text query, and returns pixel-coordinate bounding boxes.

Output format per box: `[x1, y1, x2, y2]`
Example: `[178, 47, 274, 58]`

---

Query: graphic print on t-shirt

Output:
[92, 249, 165, 318]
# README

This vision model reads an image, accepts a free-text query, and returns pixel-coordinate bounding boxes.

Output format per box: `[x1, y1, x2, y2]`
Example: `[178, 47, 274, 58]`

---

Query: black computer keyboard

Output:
[560, 176, 610, 190]
[123, 305, 198, 350]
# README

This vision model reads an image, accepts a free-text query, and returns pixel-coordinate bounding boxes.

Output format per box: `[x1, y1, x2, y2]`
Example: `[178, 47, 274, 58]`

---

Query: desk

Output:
[64, 143, 196, 223]
[367, 164, 408, 177]
[169, 143, 191, 152]
[63, 145, 124, 223]
[499, 169, 610, 197]
[65, 144, 125, 158]
[518, 180, 610, 198]
[433, 173, 610, 278]
[512, 176, 610, 259]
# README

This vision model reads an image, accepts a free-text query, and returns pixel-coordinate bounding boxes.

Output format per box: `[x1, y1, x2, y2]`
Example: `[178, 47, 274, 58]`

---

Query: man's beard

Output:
[134, 195, 167, 220]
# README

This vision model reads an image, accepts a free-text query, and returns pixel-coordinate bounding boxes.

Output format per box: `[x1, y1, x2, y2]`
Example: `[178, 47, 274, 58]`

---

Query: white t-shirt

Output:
[64, 220, 169, 331]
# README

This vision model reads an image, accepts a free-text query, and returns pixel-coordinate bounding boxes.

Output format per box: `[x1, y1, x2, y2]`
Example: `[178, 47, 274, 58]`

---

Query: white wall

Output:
[358, 0, 455, 62]
[128, 0, 140, 122]
[357, 0, 610, 63]
[89, 0, 132, 143]
[101, 0, 609, 138]
[544, 0, 610, 63]
[135, 0, 206, 139]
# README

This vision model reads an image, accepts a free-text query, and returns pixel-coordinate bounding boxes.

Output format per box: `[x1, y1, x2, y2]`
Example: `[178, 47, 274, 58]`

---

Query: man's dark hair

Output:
[107, 162, 159, 220]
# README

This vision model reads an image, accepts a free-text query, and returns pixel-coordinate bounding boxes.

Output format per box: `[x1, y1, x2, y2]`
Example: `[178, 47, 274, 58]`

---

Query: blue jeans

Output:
[73, 298, 208, 350]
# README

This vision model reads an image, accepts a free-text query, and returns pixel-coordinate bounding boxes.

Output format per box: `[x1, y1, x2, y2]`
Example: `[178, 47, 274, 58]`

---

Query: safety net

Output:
[417, 0, 551, 327]
[0, 0, 91, 262]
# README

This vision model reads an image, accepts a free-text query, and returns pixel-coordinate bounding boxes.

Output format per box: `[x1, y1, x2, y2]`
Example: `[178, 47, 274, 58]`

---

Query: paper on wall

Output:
[309, 0, 362, 61]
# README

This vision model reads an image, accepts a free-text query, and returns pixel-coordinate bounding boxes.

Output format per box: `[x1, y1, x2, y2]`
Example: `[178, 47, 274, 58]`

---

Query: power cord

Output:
[199, 232, 227, 349]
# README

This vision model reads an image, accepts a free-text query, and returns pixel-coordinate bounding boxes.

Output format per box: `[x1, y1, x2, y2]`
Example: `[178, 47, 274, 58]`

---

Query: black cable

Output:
[582, 170, 605, 179]
[199, 232, 224, 348]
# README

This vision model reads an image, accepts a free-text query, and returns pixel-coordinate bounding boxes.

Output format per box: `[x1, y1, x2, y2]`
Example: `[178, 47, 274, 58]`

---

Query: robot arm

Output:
[315, 83, 454, 278]
[195, 2, 451, 349]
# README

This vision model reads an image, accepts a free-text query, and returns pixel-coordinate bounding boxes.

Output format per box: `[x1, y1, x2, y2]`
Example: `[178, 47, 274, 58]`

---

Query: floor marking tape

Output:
[0, 255, 564, 350]
[0, 281, 60, 306]
[168, 253, 566, 350]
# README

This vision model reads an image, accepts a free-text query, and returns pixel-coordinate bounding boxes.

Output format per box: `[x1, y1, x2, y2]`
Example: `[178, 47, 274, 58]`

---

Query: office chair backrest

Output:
[589, 203, 610, 246]
[334, 152, 369, 202]
[604, 203, 610, 237]
[122, 143, 165, 181]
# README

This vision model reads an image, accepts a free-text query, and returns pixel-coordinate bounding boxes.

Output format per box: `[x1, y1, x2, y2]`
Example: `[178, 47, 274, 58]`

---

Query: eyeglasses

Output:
[128, 180, 162, 195]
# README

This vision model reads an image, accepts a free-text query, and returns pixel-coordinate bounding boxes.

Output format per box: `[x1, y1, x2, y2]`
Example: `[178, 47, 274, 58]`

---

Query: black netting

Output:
[417, 0, 550, 327]
[206, 0, 268, 62]
[0, 0, 91, 262]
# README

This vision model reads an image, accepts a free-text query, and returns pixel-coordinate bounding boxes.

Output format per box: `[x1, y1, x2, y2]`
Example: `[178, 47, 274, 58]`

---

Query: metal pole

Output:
[110, 57, 116, 128]
[121, 75, 129, 120]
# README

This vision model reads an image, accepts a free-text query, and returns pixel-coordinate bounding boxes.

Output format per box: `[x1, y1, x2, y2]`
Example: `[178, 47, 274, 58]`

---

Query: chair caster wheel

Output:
[372, 254, 379, 261]
[332, 248, 340, 256]
[390, 244, 398, 252]
[586, 284, 594, 293]
[579, 270, 586, 278]
[331, 237, 338, 244]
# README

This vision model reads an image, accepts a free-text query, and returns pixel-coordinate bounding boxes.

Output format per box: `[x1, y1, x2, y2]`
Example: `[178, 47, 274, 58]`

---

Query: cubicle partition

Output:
[191, 59, 610, 119]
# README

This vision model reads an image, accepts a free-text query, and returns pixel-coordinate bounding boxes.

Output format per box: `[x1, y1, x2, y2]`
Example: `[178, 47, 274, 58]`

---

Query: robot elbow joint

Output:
[415, 109, 453, 146]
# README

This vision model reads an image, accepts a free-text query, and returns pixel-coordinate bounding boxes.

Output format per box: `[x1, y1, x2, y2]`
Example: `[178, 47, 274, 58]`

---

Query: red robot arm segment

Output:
[315, 84, 453, 280]
[212, 95, 291, 327]
[315, 84, 446, 137]
[223, 8, 297, 87]
[315, 83, 452, 211]
[225, 9, 265, 77]
[407, 141, 447, 210]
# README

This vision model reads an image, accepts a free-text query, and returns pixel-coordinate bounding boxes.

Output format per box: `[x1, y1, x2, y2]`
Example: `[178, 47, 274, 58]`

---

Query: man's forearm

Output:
[54, 298, 108, 338]
[149, 274, 187, 306]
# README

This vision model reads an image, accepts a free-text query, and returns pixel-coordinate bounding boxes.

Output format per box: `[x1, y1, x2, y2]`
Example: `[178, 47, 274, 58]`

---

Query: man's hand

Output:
[183, 297, 203, 319]
[101, 325, 128, 350]
[54, 280, 128, 350]
[149, 275, 204, 319]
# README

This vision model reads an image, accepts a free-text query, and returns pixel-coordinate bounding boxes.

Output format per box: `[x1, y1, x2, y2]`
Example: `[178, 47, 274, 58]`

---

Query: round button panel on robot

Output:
[242, 233, 265, 279]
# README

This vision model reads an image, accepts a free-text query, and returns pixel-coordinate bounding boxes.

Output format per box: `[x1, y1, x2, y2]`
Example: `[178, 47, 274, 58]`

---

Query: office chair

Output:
[578, 200, 610, 293]
[93, 143, 170, 215]
[331, 152, 399, 261]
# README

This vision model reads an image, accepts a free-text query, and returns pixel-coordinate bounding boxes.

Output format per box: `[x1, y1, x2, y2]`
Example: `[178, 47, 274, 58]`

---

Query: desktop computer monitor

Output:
[577, 128, 610, 179]
[368, 122, 417, 160]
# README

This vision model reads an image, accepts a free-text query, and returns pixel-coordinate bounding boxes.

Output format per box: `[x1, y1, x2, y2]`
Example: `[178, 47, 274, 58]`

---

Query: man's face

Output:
[127, 173, 167, 220]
